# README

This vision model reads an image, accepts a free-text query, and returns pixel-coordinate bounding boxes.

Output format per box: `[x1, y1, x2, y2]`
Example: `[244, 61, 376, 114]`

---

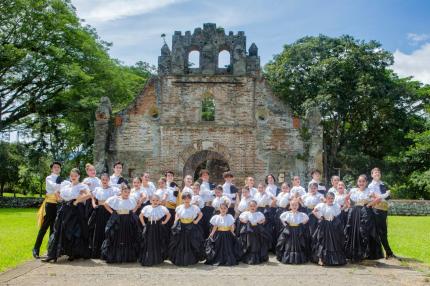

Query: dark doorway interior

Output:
[194, 159, 230, 185]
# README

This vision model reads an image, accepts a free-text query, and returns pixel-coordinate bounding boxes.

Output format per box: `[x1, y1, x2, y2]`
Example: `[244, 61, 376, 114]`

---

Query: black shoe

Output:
[32, 248, 40, 259]
[41, 256, 57, 263]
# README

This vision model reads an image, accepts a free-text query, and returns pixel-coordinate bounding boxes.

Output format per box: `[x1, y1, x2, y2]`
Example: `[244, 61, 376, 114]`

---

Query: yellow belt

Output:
[37, 194, 57, 228]
[166, 201, 177, 209]
[180, 218, 194, 224]
[374, 201, 389, 211]
[117, 209, 130, 215]
[306, 205, 316, 209]
[217, 226, 232, 231]
[288, 223, 299, 227]
[355, 200, 368, 206]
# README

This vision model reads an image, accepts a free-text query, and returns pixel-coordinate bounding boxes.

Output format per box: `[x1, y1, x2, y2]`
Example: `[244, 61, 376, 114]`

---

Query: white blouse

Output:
[141, 184, 156, 202]
[200, 188, 214, 203]
[290, 186, 306, 198]
[302, 193, 324, 208]
[109, 175, 123, 188]
[131, 187, 145, 202]
[60, 182, 89, 202]
[93, 186, 118, 201]
[141, 205, 169, 222]
[182, 186, 194, 196]
[82, 177, 101, 192]
[46, 174, 61, 195]
[279, 211, 309, 225]
[254, 191, 274, 207]
[349, 188, 373, 204]
[106, 196, 136, 211]
[237, 196, 253, 213]
[212, 195, 231, 209]
[314, 203, 341, 220]
[210, 214, 235, 227]
[334, 193, 347, 207]
[175, 204, 201, 219]
[191, 195, 205, 209]
[266, 184, 278, 197]
[276, 192, 291, 208]
[239, 211, 265, 225]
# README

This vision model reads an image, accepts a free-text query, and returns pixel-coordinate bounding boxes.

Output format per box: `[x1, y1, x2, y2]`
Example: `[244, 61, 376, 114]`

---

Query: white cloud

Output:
[392, 43, 430, 84]
[407, 33, 430, 44]
[71, 0, 187, 23]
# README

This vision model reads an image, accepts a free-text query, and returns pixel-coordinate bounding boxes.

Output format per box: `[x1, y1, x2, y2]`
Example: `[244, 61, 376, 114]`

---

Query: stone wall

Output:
[388, 200, 430, 216]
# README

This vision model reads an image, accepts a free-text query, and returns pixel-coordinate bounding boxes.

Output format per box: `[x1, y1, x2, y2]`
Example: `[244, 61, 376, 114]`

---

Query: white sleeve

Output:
[239, 212, 248, 222]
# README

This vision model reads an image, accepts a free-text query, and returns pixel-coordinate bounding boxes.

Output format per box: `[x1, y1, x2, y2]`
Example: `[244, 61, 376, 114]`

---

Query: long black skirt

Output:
[239, 223, 271, 264]
[88, 206, 111, 258]
[311, 217, 347, 265]
[276, 224, 309, 264]
[168, 222, 205, 266]
[274, 207, 288, 244]
[201, 205, 215, 238]
[47, 201, 90, 260]
[344, 205, 384, 262]
[139, 219, 169, 266]
[257, 207, 276, 251]
[205, 231, 242, 266]
[306, 208, 318, 237]
[101, 212, 140, 263]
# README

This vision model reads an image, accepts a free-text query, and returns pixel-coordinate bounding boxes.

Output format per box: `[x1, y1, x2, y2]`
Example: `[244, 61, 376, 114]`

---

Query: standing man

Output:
[33, 161, 63, 258]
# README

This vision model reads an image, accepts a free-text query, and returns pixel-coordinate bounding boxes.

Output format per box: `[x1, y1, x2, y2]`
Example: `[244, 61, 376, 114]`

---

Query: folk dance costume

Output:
[238, 211, 271, 264]
[309, 179, 327, 197]
[140, 183, 156, 207]
[88, 186, 118, 258]
[139, 205, 170, 266]
[34, 173, 62, 257]
[234, 195, 254, 236]
[101, 196, 140, 263]
[200, 187, 215, 238]
[254, 191, 276, 250]
[222, 182, 239, 216]
[334, 192, 349, 227]
[290, 186, 307, 212]
[368, 180, 393, 258]
[276, 211, 309, 264]
[46, 182, 91, 261]
[109, 174, 128, 189]
[302, 192, 324, 236]
[156, 187, 177, 228]
[311, 203, 347, 265]
[82, 176, 101, 219]
[205, 214, 242, 266]
[344, 188, 384, 262]
[131, 187, 146, 215]
[168, 205, 205, 266]
[275, 191, 292, 241]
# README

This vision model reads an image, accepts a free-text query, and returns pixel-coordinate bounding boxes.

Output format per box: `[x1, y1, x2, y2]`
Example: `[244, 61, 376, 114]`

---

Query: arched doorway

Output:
[183, 150, 230, 185]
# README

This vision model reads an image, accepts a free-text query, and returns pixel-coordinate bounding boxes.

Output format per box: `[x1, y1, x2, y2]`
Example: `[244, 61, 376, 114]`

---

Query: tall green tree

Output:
[265, 35, 428, 188]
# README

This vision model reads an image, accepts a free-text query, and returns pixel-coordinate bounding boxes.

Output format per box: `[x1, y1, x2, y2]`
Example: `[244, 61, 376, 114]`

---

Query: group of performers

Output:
[33, 161, 395, 266]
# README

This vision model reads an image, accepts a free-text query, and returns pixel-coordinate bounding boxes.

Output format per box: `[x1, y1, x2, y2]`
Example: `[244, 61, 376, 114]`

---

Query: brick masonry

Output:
[93, 23, 323, 185]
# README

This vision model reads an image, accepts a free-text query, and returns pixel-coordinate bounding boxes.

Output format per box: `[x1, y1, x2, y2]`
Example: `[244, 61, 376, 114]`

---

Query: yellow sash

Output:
[217, 226, 232, 231]
[288, 223, 299, 227]
[374, 201, 389, 211]
[166, 201, 177, 210]
[37, 194, 57, 228]
[180, 218, 193, 224]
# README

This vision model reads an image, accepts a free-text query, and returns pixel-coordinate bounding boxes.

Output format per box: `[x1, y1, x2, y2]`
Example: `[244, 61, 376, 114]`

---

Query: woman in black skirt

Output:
[205, 203, 241, 266]
[274, 182, 291, 243]
[101, 183, 140, 263]
[42, 168, 92, 262]
[88, 173, 119, 258]
[168, 193, 205, 266]
[344, 175, 384, 262]
[254, 183, 277, 251]
[138, 194, 171, 266]
[238, 200, 271, 264]
[276, 198, 309, 264]
[334, 181, 349, 228]
[235, 186, 253, 236]
[311, 192, 347, 266]
[301, 182, 324, 237]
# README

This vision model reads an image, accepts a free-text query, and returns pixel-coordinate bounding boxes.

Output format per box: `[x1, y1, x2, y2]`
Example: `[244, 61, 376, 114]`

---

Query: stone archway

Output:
[183, 150, 230, 185]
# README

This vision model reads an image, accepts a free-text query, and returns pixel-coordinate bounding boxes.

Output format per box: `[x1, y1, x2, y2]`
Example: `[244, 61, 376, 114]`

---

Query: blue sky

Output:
[71, 0, 430, 83]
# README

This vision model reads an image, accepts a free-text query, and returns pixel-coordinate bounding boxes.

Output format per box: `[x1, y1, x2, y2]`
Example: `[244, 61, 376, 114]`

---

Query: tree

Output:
[0, 142, 20, 196]
[265, 35, 428, 185]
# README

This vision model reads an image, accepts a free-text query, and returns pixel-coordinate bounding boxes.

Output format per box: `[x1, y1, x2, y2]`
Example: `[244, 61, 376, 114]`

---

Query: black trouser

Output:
[373, 209, 393, 256]
[34, 202, 58, 251]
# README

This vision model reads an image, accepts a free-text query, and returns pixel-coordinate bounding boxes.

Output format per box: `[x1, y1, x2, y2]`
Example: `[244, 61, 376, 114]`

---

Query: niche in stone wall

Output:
[188, 50, 200, 69]
[201, 91, 215, 121]
[218, 50, 231, 69]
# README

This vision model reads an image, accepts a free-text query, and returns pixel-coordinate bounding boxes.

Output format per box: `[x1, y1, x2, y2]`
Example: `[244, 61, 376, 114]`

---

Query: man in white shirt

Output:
[33, 161, 62, 259]
[222, 171, 238, 216]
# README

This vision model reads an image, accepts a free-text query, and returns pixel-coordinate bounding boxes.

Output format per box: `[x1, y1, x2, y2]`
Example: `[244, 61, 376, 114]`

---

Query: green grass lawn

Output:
[0, 209, 428, 273]
[388, 216, 430, 265]
[0, 208, 48, 273]
[2, 192, 43, 198]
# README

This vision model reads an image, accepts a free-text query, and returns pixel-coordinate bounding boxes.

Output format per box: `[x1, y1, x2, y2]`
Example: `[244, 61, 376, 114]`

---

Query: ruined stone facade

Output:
[94, 23, 323, 185]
